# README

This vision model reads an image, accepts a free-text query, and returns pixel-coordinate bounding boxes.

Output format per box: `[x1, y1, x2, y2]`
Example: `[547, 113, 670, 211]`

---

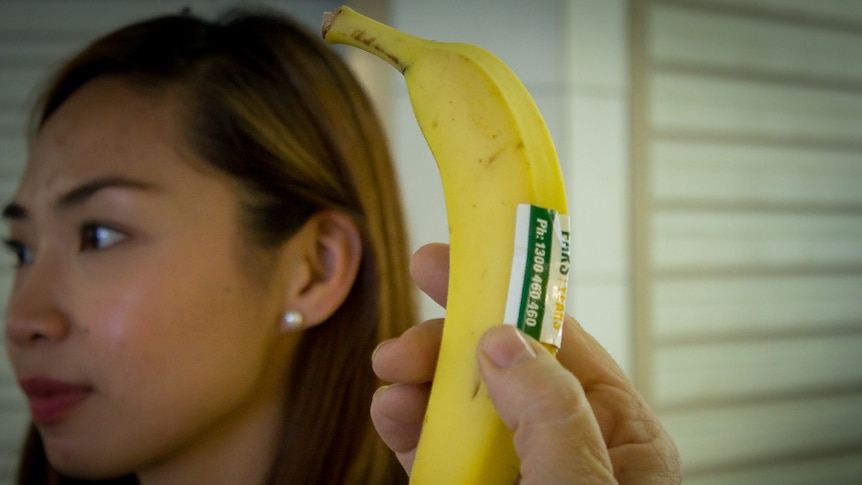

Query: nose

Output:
[5, 260, 70, 346]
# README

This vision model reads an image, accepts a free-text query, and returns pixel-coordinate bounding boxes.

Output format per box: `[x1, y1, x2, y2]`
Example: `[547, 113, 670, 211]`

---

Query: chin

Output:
[45, 446, 135, 481]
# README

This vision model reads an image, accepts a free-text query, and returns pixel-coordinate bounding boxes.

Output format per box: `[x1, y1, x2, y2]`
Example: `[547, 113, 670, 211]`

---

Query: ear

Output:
[280, 210, 362, 330]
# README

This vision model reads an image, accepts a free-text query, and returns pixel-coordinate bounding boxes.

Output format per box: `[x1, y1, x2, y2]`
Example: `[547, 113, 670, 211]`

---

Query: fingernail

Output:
[482, 325, 537, 369]
[371, 339, 392, 362]
[372, 384, 392, 402]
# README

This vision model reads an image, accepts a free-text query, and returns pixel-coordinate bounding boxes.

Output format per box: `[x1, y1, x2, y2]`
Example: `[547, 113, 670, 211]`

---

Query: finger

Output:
[372, 319, 443, 384]
[370, 382, 430, 472]
[557, 316, 631, 390]
[409, 243, 450, 308]
[557, 316, 647, 440]
[557, 317, 681, 482]
[478, 325, 615, 483]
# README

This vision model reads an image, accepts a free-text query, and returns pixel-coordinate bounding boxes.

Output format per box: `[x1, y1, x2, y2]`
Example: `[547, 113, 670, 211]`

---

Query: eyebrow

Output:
[2, 176, 158, 221]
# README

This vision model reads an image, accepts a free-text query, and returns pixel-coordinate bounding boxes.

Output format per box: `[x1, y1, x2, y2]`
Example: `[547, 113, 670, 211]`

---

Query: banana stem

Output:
[322, 6, 423, 74]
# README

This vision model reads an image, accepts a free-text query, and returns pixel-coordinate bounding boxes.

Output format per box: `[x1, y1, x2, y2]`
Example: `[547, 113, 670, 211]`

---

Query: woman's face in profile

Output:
[3, 76, 292, 479]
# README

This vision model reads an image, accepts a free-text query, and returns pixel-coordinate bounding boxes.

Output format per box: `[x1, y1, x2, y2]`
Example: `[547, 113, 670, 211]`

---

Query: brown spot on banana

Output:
[353, 30, 405, 72]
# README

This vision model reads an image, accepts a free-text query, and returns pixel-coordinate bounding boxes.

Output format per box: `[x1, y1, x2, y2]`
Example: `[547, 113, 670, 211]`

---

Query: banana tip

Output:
[320, 6, 343, 40]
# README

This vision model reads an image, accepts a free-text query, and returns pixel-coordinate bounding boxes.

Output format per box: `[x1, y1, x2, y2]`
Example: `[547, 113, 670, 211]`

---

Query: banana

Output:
[322, 6, 571, 484]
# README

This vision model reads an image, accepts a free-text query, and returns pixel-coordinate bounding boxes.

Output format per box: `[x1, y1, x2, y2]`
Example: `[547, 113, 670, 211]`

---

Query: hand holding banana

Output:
[372, 243, 682, 484]
[323, 7, 571, 483]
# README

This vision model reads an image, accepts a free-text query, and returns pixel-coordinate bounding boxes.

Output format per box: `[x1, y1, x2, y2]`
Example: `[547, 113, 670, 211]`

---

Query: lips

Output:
[19, 377, 92, 425]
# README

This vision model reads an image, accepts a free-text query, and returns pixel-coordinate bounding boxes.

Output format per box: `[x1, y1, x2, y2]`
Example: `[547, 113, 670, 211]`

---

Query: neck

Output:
[135, 395, 283, 485]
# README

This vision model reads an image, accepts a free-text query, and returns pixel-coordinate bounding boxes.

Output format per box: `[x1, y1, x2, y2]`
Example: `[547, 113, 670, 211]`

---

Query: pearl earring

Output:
[282, 310, 304, 332]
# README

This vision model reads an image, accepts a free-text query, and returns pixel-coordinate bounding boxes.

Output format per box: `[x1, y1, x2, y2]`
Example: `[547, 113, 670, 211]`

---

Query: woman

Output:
[3, 6, 680, 485]
[5, 7, 413, 484]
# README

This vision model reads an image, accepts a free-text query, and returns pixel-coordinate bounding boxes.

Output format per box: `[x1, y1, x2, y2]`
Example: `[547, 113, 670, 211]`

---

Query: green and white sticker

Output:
[504, 204, 571, 350]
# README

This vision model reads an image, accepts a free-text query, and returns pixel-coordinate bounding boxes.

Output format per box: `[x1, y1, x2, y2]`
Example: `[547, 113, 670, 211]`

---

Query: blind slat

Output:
[662, 392, 862, 473]
[655, 334, 862, 407]
[653, 5, 862, 80]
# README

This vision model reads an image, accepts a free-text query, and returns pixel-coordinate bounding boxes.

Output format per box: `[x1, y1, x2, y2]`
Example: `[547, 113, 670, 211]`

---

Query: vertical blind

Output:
[632, 0, 862, 483]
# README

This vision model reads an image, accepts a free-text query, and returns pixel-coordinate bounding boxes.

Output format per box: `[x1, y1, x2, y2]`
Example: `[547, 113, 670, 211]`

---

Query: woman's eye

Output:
[79, 224, 127, 252]
[2, 239, 32, 267]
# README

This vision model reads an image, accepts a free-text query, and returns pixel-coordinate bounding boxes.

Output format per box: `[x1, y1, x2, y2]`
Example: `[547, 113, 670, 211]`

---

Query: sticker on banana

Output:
[322, 7, 571, 485]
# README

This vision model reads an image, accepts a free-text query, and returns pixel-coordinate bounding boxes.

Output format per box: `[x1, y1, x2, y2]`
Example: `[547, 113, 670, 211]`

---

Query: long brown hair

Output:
[16, 7, 415, 485]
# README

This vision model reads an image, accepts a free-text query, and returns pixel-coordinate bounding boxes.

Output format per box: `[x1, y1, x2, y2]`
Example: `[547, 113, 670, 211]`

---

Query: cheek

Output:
[60, 257, 282, 465]
[78, 254, 275, 394]
[39, 241, 287, 470]
[82, 269, 199, 354]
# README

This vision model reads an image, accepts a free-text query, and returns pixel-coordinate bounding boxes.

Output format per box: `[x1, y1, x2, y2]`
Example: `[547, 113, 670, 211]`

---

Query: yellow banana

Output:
[323, 6, 570, 484]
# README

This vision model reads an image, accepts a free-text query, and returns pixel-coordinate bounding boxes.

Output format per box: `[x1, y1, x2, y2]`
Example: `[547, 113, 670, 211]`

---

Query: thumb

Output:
[477, 325, 616, 484]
